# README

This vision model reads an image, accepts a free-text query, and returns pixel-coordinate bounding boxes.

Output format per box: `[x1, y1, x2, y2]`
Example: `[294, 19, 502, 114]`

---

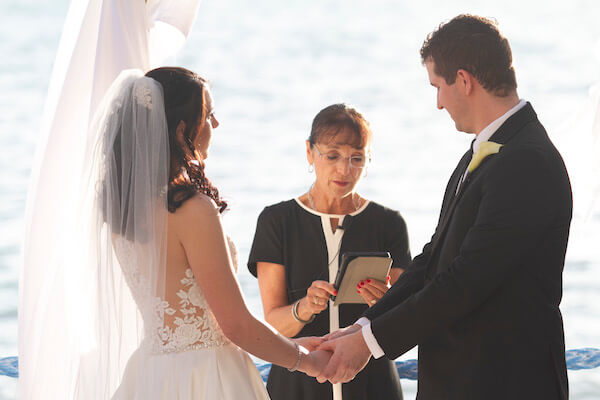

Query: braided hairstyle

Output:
[145, 67, 227, 213]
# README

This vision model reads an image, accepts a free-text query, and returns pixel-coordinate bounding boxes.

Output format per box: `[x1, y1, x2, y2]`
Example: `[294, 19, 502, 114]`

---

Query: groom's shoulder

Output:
[489, 135, 568, 191]
[501, 127, 563, 169]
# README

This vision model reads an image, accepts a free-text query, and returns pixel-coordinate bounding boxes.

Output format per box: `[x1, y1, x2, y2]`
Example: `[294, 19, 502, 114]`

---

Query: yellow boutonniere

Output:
[467, 141, 503, 173]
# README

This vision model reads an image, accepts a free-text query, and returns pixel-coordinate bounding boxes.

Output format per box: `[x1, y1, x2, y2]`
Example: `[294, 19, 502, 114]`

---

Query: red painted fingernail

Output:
[334, 290, 338, 295]
[357, 289, 361, 293]
[387, 275, 391, 281]
[366, 279, 371, 283]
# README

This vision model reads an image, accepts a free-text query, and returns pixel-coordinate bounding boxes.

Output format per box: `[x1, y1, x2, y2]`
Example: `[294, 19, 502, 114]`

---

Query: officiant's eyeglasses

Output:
[312, 145, 370, 169]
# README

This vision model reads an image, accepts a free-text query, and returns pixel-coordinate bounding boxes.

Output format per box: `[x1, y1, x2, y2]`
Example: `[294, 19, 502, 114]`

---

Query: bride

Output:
[108, 67, 332, 398]
[30, 65, 330, 399]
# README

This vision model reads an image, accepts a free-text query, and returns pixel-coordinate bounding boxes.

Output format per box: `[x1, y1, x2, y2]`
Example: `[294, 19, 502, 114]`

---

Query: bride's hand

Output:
[294, 336, 324, 352]
[299, 350, 331, 377]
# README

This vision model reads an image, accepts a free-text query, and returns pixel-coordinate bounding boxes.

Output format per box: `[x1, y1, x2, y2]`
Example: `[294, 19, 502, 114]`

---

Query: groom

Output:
[316, 15, 572, 399]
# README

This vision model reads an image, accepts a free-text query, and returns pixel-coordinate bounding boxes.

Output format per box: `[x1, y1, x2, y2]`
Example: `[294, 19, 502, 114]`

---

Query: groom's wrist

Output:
[360, 322, 385, 359]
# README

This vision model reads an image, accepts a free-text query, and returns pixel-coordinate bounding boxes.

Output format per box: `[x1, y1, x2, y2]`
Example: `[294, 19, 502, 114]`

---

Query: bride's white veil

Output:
[19, 0, 200, 398]
[90, 70, 170, 398]
[24, 69, 170, 399]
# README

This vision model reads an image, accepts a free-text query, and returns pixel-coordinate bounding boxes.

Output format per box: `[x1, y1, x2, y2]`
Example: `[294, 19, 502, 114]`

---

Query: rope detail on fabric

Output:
[2, 348, 599, 381]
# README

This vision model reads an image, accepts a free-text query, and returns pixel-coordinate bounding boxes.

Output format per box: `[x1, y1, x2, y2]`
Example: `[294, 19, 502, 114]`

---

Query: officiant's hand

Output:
[357, 276, 390, 307]
[316, 329, 371, 384]
[300, 280, 337, 316]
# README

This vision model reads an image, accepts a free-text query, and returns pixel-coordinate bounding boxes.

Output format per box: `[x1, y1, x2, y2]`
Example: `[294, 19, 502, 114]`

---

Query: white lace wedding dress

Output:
[112, 237, 269, 400]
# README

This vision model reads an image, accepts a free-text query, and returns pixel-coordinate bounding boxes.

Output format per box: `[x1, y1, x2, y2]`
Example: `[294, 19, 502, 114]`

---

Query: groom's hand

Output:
[316, 329, 371, 384]
[322, 323, 361, 342]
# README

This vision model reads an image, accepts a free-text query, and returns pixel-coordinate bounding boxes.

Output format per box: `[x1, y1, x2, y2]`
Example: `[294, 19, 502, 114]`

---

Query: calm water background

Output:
[1, 0, 600, 398]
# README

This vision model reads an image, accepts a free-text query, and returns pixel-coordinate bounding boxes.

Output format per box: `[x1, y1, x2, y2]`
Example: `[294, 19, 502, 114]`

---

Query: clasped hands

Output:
[295, 323, 371, 384]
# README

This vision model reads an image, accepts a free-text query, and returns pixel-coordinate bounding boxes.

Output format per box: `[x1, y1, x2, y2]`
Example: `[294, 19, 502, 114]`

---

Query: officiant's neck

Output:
[472, 91, 520, 136]
[305, 184, 362, 215]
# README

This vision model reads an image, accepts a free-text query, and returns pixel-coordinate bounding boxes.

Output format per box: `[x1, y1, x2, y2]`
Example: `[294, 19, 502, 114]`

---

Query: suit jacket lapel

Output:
[438, 149, 472, 228]
[422, 150, 471, 280]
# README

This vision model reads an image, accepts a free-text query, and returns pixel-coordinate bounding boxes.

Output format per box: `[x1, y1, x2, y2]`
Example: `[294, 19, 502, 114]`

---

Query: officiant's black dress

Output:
[248, 199, 411, 400]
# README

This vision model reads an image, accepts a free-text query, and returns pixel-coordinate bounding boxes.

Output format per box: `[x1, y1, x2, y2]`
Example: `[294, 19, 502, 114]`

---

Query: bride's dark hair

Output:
[145, 67, 227, 213]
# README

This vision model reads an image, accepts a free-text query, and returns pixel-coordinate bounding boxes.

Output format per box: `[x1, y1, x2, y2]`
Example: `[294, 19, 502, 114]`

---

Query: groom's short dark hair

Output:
[420, 14, 517, 97]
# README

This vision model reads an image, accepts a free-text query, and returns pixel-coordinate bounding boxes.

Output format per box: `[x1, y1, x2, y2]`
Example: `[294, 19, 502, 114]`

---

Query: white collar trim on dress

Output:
[294, 197, 370, 217]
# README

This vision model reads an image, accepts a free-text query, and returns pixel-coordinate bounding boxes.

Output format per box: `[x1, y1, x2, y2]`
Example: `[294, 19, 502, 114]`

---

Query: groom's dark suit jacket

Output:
[364, 103, 572, 400]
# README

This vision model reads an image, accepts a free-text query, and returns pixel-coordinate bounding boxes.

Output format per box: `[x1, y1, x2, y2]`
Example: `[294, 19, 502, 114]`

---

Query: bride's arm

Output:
[174, 194, 328, 374]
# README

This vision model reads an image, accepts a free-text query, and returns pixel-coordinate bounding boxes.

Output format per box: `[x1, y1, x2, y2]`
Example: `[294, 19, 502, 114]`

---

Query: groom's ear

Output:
[456, 69, 475, 96]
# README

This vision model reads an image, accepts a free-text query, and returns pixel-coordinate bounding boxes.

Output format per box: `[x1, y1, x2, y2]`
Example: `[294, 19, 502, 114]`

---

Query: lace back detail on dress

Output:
[157, 267, 230, 353]
[114, 237, 232, 354]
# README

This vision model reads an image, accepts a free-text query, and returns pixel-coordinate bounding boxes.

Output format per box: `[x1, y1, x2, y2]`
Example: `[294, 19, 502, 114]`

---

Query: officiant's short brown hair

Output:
[308, 103, 372, 150]
[420, 14, 517, 97]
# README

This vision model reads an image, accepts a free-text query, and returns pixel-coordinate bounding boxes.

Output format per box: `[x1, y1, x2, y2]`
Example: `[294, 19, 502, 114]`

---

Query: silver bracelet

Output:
[292, 299, 316, 324]
[287, 341, 303, 372]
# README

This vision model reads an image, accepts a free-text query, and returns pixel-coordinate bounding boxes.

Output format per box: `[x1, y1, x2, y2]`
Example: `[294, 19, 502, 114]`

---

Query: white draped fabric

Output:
[19, 1, 200, 399]
[590, 55, 600, 216]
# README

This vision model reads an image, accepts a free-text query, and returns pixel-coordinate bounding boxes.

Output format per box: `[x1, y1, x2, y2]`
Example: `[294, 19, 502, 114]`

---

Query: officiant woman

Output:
[248, 104, 411, 400]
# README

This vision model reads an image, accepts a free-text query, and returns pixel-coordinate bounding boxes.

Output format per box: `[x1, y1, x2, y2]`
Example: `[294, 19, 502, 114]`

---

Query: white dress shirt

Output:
[358, 99, 527, 359]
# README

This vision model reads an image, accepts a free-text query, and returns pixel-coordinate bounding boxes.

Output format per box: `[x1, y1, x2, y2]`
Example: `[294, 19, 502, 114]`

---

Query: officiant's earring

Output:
[308, 164, 314, 173]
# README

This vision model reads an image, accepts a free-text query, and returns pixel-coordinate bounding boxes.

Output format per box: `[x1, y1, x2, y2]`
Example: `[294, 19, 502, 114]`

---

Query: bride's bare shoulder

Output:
[172, 193, 219, 218]
[170, 194, 223, 246]
[169, 193, 220, 232]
